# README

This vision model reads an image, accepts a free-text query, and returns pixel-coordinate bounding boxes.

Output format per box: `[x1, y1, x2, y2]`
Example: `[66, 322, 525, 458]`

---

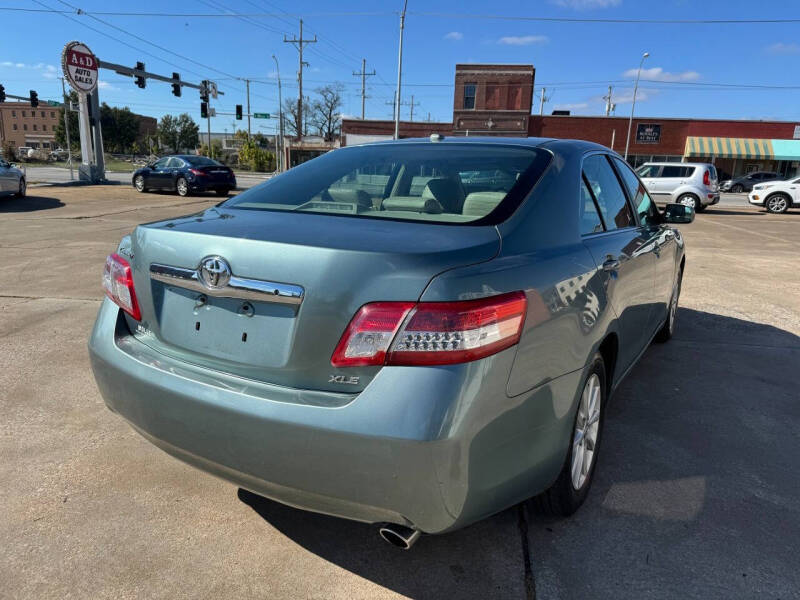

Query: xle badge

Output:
[329, 374, 360, 385]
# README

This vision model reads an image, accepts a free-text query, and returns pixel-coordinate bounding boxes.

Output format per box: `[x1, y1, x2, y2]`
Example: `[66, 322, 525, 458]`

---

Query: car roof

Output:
[353, 135, 613, 154]
[640, 162, 709, 167]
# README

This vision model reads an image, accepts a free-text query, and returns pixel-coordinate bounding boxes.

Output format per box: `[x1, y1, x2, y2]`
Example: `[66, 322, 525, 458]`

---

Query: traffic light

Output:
[29, 90, 38, 108]
[135, 62, 146, 88]
[200, 102, 208, 119]
[236, 104, 243, 120]
[200, 80, 209, 103]
[0, 84, 5, 103]
[171, 72, 181, 97]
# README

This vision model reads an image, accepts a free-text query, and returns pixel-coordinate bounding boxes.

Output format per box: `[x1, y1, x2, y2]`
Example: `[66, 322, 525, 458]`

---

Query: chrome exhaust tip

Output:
[378, 524, 421, 550]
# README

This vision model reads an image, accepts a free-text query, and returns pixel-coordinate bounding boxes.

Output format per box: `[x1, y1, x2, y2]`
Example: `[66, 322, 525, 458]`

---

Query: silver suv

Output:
[636, 162, 719, 212]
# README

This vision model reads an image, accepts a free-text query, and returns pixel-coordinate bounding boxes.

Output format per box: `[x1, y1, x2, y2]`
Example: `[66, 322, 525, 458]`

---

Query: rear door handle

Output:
[602, 257, 620, 271]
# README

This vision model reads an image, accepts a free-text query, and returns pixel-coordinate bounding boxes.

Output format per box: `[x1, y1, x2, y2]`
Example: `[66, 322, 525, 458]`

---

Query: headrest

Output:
[462, 191, 506, 217]
[381, 196, 443, 214]
[422, 178, 463, 212]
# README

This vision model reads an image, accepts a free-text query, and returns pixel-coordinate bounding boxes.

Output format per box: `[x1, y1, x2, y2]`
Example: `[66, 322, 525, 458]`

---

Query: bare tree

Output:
[309, 84, 344, 142]
[282, 96, 309, 138]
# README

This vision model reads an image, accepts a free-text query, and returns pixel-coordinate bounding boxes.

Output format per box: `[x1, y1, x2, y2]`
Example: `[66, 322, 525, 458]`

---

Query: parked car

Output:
[720, 171, 779, 193]
[90, 137, 693, 548]
[49, 148, 70, 161]
[636, 162, 719, 212]
[0, 158, 25, 197]
[748, 175, 800, 213]
[132, 155, 236, 197]
[16, 147, 34, 160]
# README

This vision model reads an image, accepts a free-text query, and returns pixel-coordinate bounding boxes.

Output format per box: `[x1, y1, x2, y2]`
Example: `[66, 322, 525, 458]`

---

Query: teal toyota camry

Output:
[89, 136, 693, 549]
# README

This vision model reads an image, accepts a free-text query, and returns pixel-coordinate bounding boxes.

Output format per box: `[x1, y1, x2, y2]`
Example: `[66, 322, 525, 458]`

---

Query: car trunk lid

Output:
[126, 207, 500, 392]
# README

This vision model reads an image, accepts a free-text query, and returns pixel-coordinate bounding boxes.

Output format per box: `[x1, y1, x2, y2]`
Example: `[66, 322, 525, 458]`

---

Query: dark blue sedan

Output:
[132, 155, 236, 197]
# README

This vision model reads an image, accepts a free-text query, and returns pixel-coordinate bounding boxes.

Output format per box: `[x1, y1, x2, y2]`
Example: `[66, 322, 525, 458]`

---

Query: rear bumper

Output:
[89, 299, 579, 533]
[189, 178, 235, 192]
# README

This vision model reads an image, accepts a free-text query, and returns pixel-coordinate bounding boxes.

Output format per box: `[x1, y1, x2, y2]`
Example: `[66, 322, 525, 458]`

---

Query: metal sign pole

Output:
[90, 90, 105, 179]
[76, 93, 93, 166]
[60, 76, 74, 181]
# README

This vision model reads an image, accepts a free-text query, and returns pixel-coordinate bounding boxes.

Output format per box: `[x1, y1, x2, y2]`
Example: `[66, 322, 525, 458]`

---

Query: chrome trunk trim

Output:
[149, 263, 304, 305]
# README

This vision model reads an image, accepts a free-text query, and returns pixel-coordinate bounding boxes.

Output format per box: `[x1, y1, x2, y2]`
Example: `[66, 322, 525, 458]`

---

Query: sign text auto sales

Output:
[61, 41, 98, 94]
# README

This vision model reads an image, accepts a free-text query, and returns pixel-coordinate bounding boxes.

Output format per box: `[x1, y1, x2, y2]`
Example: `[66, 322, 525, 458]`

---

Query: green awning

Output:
[685, 136, 774, 159]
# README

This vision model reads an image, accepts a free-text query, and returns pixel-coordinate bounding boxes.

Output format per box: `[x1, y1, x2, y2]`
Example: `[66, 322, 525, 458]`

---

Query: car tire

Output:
[215, 188, 230, 197]
[655, 267, 683, 343]
[16, 178, 26, 198]
[677, 193, 700, 211]
[176, 177, 190, 197]
[133, 175, 146, 193]
[532, 353, 606, 517]
[731, 184, 744, 193]
[765, 193, 790, 214]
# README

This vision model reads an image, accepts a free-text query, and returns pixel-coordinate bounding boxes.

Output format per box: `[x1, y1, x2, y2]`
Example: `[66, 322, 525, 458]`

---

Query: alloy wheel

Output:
[767, 196, 788, 213]
[678, 195, 697, 209]
[134, 176, 144, 192]
[177, 178, 188, 196]
[571, 373, 601, 490]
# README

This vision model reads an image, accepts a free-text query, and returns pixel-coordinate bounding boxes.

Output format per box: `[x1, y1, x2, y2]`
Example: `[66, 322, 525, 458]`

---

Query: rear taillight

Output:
[331, 292, 527, 367]
[703, 170, 710, 186]
[189, 168, 207, 176]
[102, 253, 141, 321]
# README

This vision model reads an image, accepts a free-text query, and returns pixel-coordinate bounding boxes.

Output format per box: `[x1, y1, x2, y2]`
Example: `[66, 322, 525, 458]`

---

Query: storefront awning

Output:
[684, 136, 774, 159]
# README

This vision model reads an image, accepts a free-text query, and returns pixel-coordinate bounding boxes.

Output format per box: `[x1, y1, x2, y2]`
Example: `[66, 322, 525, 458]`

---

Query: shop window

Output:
[463, 83, 476, 109]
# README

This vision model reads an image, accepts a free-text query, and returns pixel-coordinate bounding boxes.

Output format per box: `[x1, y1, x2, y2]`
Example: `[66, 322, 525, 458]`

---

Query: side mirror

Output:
[663, 203, 695, 224]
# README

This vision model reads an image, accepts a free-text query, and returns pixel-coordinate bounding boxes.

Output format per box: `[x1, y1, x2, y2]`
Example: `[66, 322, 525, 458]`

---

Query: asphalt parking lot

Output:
[1, 185, 798, 599]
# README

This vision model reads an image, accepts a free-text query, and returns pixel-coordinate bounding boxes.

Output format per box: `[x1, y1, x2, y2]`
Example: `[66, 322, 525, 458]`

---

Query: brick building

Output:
[0, 101, 61, 151]
[341, 63, 800, 179]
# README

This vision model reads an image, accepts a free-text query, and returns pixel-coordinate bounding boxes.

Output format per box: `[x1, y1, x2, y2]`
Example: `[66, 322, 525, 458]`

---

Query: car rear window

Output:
[185, 156, 222, 167]
[222, 143, 552, 225]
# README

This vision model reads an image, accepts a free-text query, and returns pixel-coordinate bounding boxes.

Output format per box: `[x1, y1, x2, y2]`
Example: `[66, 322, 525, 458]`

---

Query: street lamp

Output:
[272, 54, 284, 172]
[624, 51, 649, 161]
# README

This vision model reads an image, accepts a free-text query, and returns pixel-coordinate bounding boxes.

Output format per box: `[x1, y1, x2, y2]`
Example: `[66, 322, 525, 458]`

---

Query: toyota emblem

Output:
[198, 256, 232, 289]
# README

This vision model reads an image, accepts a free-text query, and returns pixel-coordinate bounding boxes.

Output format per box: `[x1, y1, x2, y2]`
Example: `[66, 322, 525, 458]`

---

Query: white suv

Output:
[636, 162, 719, 212]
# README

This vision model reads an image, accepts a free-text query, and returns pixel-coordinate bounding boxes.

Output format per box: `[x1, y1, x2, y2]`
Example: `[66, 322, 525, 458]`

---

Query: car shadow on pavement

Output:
[526, 308, 800, 598]
[0, 195, 64, 212]
[238, 308, 800, 599]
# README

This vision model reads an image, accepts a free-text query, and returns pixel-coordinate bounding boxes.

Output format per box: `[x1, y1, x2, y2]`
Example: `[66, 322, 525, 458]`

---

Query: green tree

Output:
[100, 104, 139, 153]
[158, 114, 179, 153]
[175, 113, 199, 152]
[239, 139, 274, 172]
[54, 90, 80, 151]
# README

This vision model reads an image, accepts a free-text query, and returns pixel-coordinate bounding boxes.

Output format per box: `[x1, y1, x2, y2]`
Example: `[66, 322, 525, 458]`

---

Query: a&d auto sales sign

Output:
[62, 41, 98, 94]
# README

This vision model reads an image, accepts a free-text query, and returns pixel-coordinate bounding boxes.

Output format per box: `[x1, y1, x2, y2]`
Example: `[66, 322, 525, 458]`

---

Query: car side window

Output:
[580, 178, 604, 235]
[612, 157, 660, 227]
[582, 155, 634, 230]
[167, 158, 183, 168]
[153, 158, 169, 169]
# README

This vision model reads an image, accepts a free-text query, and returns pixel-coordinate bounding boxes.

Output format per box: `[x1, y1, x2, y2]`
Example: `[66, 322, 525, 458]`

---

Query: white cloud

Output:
[444, 31, 463, 41]
[498, 35, 549, 46]
[623, 66, 700, 82]
[554, 102, 589, 111]
[97, 80, 119, 91]
[0, 61, 13, 67]
[551, 0, 621, 8]
[765, 42, 800, 55]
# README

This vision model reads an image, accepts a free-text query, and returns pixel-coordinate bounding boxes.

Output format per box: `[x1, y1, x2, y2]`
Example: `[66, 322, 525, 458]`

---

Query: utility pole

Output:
[284, 19, 317, 139]
[407, 94, 420, 121]
[538, 87, 551, 116]
[272, 54, 284, 172]
[603, 85, 616, 116]
[60, 76, 74, 181]
[246, 79, 251, 138]
[386, 91, 397, 122]
[352, 58, 375, 119]
[394, 0, 408, 139]
[625, 51, 650, 160]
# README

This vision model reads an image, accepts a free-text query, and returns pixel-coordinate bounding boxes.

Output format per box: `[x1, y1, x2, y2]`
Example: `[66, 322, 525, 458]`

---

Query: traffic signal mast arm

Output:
[97, 60, 222, 96]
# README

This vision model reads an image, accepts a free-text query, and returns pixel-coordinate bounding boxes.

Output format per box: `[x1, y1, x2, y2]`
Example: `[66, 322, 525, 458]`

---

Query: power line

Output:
[8, 7, 800, 24]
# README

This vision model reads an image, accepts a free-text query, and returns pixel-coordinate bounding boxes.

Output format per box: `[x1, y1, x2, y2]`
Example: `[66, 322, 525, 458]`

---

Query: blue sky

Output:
[1, 0, 799, 130]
